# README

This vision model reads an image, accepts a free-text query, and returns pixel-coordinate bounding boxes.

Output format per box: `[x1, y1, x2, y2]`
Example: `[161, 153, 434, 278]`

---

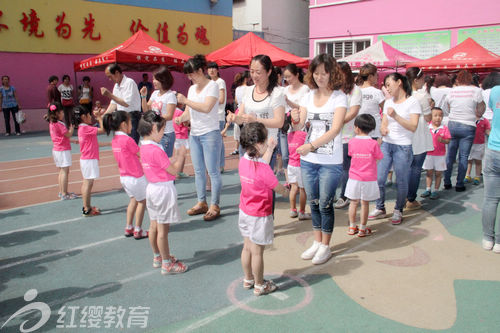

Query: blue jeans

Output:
[444, 121, 476, 188]
[338, 143, 351, 199]
[160, 131, 176, 157]
[189, 130, 222, 205]
[278, 131, 289, 170]
[482, 148, 500, 243]
[301, 160, 342, 234]
[376, 142, 413, 212]
[407, 152, 427, 202]
[219, 121, 225, 169]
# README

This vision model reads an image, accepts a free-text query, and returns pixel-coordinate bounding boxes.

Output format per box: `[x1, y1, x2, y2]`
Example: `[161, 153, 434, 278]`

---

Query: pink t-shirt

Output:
[50, 121, 71, 151]
[173, 108, 189, 139]
[112, 132, 144, 178]
[287, 131, 307, 167]
[473, 118, 491, 144]
[348, 136, 383, 181]
[140, 140, 176, 183]
[78, 124, 99, 160]
[239, 154, 278, 217]
[428, 124, 451, 156]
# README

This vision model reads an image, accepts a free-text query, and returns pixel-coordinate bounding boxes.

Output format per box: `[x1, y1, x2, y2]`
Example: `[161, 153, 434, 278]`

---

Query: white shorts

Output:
[423, 155, 447, 171]
[233, 124, 240, 140]
[53, 150, 72, 168]
[120, 176, 147, 201]
[468, 143, 485, 160]
[174, 138, 189, 149]
[287, 165, 303, 188]
[80, 159, 99, 179]
[345, 179, 380, 201]
[146, 181, 180, 224]
[238, 209, 274, 245]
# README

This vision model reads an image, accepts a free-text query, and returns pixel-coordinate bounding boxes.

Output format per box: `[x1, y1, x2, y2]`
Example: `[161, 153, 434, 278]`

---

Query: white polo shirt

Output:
[111, 75, 141, 112]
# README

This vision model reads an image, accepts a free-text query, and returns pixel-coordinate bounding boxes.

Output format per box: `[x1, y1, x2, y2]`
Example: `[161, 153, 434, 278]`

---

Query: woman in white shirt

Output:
[430, 73, 452, 121]
[140, 66, 176, 157]
[357, 63, 385, 139]
[175, 55, 222, 221]
[334, 61, 362, 209]
[207, 62, 227, 172]
[405, 67, 434, 210]
[368, 73, 421, 225]
[291, 54, 347, 265]
[229, 54, 286, 170]
[443, 70, 486, 192]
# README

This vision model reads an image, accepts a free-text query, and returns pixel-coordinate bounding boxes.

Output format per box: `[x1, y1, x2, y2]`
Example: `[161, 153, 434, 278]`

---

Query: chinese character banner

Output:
[0, 0, 232, 55]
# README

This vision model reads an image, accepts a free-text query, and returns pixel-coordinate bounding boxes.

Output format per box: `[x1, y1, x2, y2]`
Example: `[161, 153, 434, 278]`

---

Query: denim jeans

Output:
[278, 131, 289, 170]
[407, 152, 427, 202]
[219, 120, 225, 169]
[189, 130, 222, 205]
[160, 131, 176, 157]
[376, 142, 413, 211]
[444, 121, 476, 188]
[482, 148, 500, 243]
[301, 160, 342, 234]
[338, 143, 351, 199]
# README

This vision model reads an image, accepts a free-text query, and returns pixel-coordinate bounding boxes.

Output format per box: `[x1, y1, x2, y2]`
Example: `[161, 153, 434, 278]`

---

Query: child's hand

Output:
[93, 110, 102, 119]
[174, 116, 182, 125]
[267, 137, 277, 151]
[226, 111, 234, 123]
[139, 86, 147, 97]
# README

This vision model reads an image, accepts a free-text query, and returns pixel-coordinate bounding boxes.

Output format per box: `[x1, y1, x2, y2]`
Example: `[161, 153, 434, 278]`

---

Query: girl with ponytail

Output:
[103, 111, 148, 239]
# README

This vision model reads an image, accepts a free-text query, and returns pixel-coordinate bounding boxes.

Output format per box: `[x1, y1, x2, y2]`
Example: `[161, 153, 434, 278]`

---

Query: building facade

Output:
[0, 0, 232, 132]
[309, 0, 500, 60]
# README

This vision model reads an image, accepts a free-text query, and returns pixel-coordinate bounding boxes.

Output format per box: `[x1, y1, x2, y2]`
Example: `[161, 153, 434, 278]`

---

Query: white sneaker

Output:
[493, 243, 500, 253]
[298, 212, 311, 220]
[334, 198, 350, 209]
[289, 209, 298, 218]
[301, 241, 320, 260]
[312, 244, 332, 265]
[368, 209, 386, 220]
[483, 239, 494, 251]
[391, 210, 403, 225]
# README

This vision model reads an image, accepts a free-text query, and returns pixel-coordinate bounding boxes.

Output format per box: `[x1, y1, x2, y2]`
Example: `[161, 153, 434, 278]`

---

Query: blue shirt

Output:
[1, 86, 17, 108]
[488, 85, 500, 151]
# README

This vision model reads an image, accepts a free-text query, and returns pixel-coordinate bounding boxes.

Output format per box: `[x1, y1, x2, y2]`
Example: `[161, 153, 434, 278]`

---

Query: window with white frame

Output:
[318, 39, 371, 59]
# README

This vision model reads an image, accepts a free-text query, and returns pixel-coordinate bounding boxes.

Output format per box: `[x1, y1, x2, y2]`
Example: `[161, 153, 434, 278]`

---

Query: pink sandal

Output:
[347, 226, 359, 235]
[357, 227, 372, 237]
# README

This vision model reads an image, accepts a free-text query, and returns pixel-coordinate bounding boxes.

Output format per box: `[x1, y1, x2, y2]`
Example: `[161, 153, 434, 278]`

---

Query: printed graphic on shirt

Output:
[306, 112, 333, 155]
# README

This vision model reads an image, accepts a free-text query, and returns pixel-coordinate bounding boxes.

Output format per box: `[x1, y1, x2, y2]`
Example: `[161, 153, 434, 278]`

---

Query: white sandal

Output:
[254, 280, 277, 296]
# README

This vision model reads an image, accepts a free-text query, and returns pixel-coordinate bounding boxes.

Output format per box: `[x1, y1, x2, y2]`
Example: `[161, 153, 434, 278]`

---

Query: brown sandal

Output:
[203, 205, 220, 221]
[187, 202, 208, 216]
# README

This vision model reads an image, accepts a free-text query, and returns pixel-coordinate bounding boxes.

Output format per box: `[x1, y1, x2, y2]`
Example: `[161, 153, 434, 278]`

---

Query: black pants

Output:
[63, 105, 74, 128]
[3, 106, 20, 134]
[129, 111, 142, 144]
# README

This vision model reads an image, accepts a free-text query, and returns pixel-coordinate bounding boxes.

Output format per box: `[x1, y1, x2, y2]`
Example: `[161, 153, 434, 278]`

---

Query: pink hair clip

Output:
[50, 105, 57, 111]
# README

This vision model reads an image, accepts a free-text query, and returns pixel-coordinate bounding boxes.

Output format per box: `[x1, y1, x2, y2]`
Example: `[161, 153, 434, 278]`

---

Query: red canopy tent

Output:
[406, 38, 500, 71]
[339, 40, 420, 70]
[206, 32, 309, 68]
[74, 30, 190, 72]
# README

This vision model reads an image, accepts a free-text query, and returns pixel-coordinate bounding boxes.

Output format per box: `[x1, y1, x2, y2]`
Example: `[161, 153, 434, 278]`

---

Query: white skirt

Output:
[120, 175, 147, 201]
[287, 165, 303, 188]
[345, 179, 380, 201]
[174, 138, 189, 149]
[146, 181, 180, 224]
[468, 143, 485, 160]
[53, 150, 72, 168]
[80, 159, 99, 179]
[423, 154, 447, 171]
[238, 209, 274, 245]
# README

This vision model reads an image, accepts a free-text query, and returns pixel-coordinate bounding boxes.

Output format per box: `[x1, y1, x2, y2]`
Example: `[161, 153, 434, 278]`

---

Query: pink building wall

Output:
[0, 52, 243, 133]
[309, 0, 500, 56]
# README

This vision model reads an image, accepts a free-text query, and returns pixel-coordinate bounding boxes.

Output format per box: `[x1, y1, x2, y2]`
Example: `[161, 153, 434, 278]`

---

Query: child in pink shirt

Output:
[46, 102, 77, 200]
[138, 111, 188, 275]
[287, 129, 310, 220]
[103, 111, 148, 239]
[172, 106, 190, 178]
[238, 122, 289, 296]
[345, 114, 384, 237]
[75, 106, 105, 217]
[465, 117, 491, 185]
[422, 108, 451, 199]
